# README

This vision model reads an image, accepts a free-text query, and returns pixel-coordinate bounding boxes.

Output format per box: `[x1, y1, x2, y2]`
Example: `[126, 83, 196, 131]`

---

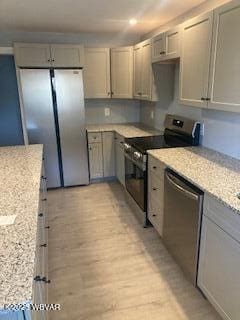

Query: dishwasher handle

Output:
[165, 171, 199, 201]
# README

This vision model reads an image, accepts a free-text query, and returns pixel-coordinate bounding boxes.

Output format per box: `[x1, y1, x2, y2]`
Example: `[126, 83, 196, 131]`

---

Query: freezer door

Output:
[54, 69, 89, 186]
[19, 69, 61, 188]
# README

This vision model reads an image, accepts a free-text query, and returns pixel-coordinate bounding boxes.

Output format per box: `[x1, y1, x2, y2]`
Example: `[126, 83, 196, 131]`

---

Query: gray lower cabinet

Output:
[102, 132, 115, 177]
[88, 142, 104, 179]
[88, 131, 115, 180]
[198, 194, 240, 320]
[114, 133, 125, 186]
[148, 155, 165, 237]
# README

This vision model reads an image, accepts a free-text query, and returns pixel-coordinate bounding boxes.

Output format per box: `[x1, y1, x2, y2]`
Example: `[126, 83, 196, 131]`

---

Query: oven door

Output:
[125, 152, 146, 212]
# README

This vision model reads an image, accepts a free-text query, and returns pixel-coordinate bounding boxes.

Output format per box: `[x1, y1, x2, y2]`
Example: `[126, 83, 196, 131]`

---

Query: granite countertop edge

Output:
[148, 146, 240, 216]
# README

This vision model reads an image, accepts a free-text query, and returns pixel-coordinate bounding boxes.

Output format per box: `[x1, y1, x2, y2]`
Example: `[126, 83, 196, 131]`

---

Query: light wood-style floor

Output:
[48, 182, 221, 320]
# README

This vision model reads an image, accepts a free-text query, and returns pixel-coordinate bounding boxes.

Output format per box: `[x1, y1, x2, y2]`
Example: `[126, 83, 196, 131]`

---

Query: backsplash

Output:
[85, 99, 140, 125]
[140, 64, 240, 160]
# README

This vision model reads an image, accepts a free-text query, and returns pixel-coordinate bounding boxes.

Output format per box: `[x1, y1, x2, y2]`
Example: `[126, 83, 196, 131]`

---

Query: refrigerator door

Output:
[19, 69, 61, 188]
[54, 69, 89, 186]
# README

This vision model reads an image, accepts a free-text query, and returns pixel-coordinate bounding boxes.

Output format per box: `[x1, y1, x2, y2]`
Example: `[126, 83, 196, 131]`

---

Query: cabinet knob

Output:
[160, 51, 166, 55]
[42, 198, 47, 202]
[152, 188, 157, 191]
[40, 243, 47, 248]
[47, 59, 50, 62]
[42, 277, 51, 284]
[153, 166, 157, 169]
[38, 213, 43, 217]
[152, 214, 157, 217]
[45, 226, 50, 229]
[52, 59, 55, 62]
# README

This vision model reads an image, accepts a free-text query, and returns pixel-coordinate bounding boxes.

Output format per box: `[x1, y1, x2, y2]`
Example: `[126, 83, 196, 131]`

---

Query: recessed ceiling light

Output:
[129, 19, 137, 26]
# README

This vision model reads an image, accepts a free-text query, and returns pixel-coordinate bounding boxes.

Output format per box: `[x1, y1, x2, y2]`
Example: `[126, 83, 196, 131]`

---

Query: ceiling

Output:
[0, 0, 206, 35]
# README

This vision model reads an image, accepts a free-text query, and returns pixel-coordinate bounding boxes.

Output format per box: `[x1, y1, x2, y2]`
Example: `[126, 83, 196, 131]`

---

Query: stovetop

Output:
[126, 133, 195, 154]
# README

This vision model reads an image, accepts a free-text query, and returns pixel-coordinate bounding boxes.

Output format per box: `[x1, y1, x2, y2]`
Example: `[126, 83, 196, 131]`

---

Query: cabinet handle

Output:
[137, 92, 142, 96]
[160, 51, 166, 55]
[42, 277, 51, 284]
[42, 198, 47, 201]
[40, 243, 47, 247]
[34, 276, 51, 283]
[34, 276, 42, 282]
[206, 97, 210, 101]
[38, 213, 43, 217]
[45, 226, 50, 229]
[41, 176, 47, 180]
[201, 97, 207, 101]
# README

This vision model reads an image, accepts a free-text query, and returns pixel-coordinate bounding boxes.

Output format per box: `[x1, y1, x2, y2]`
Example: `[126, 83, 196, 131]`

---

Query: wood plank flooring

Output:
[48, 182, 221, 320]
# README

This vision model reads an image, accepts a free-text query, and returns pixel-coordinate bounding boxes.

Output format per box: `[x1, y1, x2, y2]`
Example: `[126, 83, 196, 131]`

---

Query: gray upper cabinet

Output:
[208, 0, 240, 113]
[14, 43, 84, 68]
[133, 39, 153, 101]
[152, 33, 165, 62]
[179, 12, 213, 108]
[152, 27, 180, 63]
[50, 44, 84, 67]
[14, 43, 52, 67]
[110, 47, 133, 99]
[84, 48, 111, 99]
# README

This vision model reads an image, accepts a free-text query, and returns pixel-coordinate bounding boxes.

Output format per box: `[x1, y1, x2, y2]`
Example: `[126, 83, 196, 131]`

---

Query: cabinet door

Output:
[84, 48, 111, 98]
[141, 40, 152, 101]
[198, 215, 240, 320]
[179, 12, 213, 108]
[115, 134, 125, 186]
[148, 172, 164, 237]
[14, 43, 51, 67]
[208, 1, 240, 112]
[88, 143, 103, 179]
[111, 47, 133, 99]
[133, 44, 142, 99]
[102, 132, 115, 177]
[151, 33, 166, 62]
[50, 45, 84, 67]
[165, 27, 180, 59]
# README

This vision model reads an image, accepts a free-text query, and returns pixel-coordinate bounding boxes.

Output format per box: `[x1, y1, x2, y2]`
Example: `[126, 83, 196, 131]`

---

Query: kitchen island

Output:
[0, 145, 47, 319]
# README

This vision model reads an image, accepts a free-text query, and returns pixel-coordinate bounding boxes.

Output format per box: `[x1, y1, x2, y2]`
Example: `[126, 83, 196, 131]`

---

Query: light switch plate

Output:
[105, 107, 110, 117]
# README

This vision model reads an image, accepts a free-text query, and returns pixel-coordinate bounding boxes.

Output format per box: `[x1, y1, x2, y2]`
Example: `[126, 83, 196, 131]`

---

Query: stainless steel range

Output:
[123, 114, 201, 227]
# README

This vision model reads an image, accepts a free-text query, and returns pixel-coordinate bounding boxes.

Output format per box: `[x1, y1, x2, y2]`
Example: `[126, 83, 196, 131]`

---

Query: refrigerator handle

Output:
[51, 76, 56, 92]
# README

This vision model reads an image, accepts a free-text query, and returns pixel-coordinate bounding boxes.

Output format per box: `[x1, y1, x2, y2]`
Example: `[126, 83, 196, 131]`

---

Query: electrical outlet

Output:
[150, 110, 154, 119]
[105, 107, 110, 117]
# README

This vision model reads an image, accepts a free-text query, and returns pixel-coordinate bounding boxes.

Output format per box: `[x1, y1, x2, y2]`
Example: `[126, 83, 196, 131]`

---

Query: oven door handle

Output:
[124, 152, 146, 171]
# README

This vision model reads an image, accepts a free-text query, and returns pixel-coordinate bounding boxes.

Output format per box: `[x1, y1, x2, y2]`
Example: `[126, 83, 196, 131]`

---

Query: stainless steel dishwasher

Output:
[163, 169, 204, 286]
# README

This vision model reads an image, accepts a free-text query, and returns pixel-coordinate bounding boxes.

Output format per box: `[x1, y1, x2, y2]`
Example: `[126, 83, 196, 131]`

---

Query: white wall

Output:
[85, 99, 140, 125]
[0, 31, 139, 47]
[140, 65, 240, 159]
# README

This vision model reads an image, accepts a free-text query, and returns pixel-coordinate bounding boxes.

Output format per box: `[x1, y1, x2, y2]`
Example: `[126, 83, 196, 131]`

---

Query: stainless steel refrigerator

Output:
[19, 69, 89, 188]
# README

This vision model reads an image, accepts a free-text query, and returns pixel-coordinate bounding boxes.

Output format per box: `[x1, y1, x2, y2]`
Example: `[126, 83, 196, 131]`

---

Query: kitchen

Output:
[0, 0, 240, 319]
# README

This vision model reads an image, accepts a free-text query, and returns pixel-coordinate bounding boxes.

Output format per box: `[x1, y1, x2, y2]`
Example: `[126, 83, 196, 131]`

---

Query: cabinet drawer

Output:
[88, 132, 102, 143]
[148, 156, 165, 178]
[204, 193, 240, 243]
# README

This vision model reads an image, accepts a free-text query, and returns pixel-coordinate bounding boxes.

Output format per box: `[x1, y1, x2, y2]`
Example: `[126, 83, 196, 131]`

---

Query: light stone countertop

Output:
[86, 123, 162, 138]
[0, 145, 43, 309]
[148, 146, 240, 215]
